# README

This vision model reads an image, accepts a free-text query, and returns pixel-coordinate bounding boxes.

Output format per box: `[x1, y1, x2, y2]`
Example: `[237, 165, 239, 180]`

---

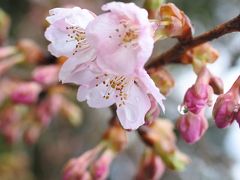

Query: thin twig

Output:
[146, 14, 240, 69]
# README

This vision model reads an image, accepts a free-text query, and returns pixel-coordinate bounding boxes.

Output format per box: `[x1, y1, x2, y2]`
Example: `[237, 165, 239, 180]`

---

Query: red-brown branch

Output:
[146, 14, 240, 69]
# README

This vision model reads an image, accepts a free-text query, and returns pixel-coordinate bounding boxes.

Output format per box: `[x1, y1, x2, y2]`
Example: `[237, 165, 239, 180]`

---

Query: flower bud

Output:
[213, 93, 237, 128]
[155, 3, 193, 41]
[32, 65, 59, 86]
[10, 82, 42, 104]
[103, 119, 127, 152]
[135, 149, 165, 180]
[209, 76, 224, 95]
[63, 145, 104, 180]
[91, 149, 115, 180]
[16, 39, 44, 64]
[36, 94, 62, 126]
[213, 76, 240, 128]
[182, 43, 219, 73]
[177, 111, 208, 144]
[183, 84, 209, 114]
[138, 119, 189, 170]
[148, 67, 175, 95]
[145, 95, 160, 125]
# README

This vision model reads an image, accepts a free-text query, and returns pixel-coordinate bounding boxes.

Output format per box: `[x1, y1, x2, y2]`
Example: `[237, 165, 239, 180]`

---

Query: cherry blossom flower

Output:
[86, 2, 154, 75]
[44, 7, 97, 82]
[73, 63, 164, 130]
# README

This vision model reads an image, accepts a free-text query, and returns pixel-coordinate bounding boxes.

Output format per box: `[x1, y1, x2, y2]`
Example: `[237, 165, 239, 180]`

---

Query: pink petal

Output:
[138, 70, 165, 112]
[77, 82, 115, 108]
[116, 83, 151, 130]
[59, 56, 97, 84]
[101, 2, 149, 26]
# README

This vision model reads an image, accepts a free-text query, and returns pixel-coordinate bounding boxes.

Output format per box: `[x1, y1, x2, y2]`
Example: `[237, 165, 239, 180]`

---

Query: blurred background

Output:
[0, 0, 239, 179]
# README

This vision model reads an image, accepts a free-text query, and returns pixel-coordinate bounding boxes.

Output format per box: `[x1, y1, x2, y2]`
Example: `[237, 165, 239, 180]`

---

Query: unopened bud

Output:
[103, 119, 127, 152]
[36, 94, 62, 126]
[182, 43, 219, 73]
[91, 149, 115, 180]
[135, 149, 165, 180]
[183, 84, 209, 114]
[63, 145, 104, 180]
[209, 76, 224, 95]
[155, 3, 193, 41]
[213, 76, 240, 128]
[32, 65, 59, 86]
[177, 111, 208, 144]
[213, 93, 237, 128]
[138, 119, 189, 170]
[148, 67, 174, 95]
[16, 39, 44, 64]
[10, 82, 42, 105]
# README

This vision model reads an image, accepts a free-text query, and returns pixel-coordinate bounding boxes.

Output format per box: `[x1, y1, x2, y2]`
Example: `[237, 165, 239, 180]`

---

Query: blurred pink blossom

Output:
[135, 150, 165, 180]
[91, 149, 115, 180]
[10, 82, 42, 104]
[32, 65, 59, 86]
[36, 94, 63, 126]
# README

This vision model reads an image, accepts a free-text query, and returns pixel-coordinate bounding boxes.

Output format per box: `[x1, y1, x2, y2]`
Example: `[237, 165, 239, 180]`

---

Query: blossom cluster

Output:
[45, 2, 166, 130]
[0, 39, 82, 144]
[177, 43, 223, 144]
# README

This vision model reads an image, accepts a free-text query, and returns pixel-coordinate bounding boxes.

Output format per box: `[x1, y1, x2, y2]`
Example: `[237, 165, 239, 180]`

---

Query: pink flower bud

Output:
[213, 75, 240, 128]
[91, 149, 115, 180]
[177, 111, 208, 144]
[32, 65, 59, 86]
[16, 39, 44, 64]
[36, 94, 62, 126]
[10, 82, 42, 104]
[135, 150, 165, 180]
[183, 84, 209, 114]
[138, 119, 189, 170]
[145, 95, 160, 125]
[209, 76, 224, 95]
[213, 93, 237, 128]
[63, 145, 103, 180]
